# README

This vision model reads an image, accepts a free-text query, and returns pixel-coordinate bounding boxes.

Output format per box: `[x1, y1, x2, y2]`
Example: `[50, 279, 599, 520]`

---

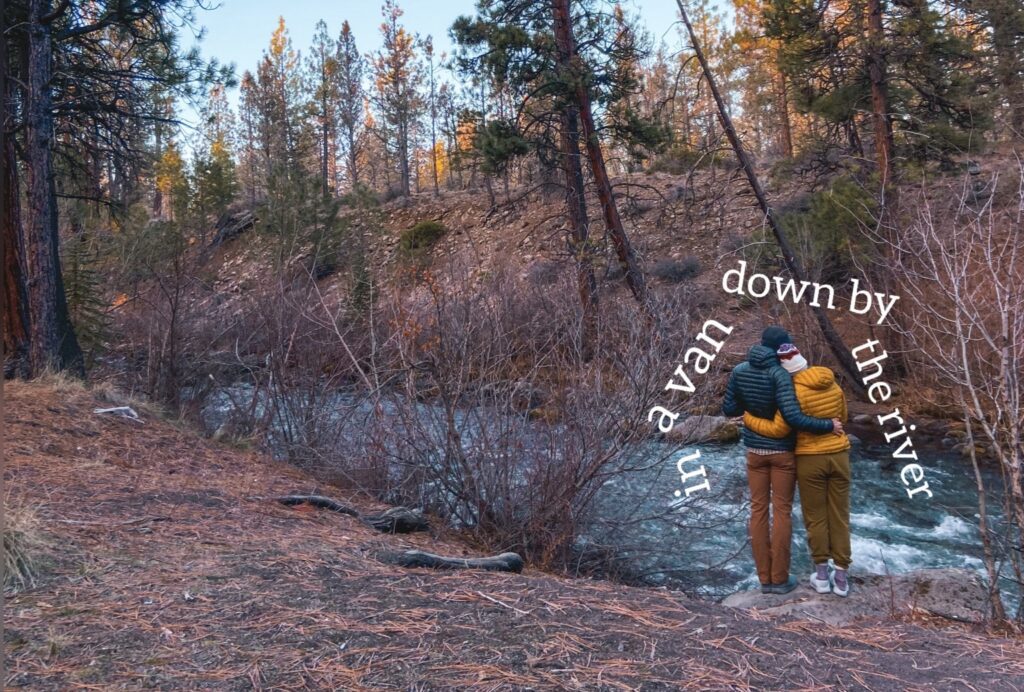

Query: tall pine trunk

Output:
[24, 0, 83, 375]
[398, 119, 411, 197]
[320, 114, 330, 197]
[429, 67, 440, 196]
[347, 129, 360, 188]
[559, 108, 597, 361]
[775, 62, 794, 158]
[866, 0, 893, 187]
[2, 20, 30, 377]
[552, 0, 649, 313]
[2, 145, 29, 377]
[866, 0, 910, 374]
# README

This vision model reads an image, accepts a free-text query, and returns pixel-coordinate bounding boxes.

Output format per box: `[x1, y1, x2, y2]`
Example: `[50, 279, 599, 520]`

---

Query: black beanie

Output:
[761, 326, 791, 350]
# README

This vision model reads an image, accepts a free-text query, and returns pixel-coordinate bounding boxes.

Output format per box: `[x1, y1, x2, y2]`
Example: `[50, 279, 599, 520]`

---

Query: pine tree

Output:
[256, 17, 306, 181]
[765, 0, 988, 169]
[193, 84, 238, 231]
[453, 0, 656, 332]
[307, 20, 340, 196]
[605, 4, 671, 170]
[372, 0, 421, 198]
[974, 0, 1024, 133]
[154, 142, 192, 222]
[336, 20, 365, 189]
[423, 35, 441, 196]
[732, 0, 794, 157]
[238, 71, 263, 204]
[4, 0, 228, 376]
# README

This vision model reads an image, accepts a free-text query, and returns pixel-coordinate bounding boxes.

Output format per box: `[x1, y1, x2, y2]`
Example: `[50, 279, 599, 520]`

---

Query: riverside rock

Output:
[722, 568, 987, 626]
[665, 415, 740, 444]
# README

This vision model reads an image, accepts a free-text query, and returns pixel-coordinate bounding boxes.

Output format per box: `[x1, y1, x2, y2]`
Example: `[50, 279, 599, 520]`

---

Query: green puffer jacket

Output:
[721, 344, 834, 451]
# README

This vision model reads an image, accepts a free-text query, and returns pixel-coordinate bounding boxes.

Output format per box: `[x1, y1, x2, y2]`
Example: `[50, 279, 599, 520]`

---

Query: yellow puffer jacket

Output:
[743, 366, 850, 455]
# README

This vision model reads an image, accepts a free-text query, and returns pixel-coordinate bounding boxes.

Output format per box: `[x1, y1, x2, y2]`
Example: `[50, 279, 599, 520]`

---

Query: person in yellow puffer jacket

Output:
[742, 343, 853, 597]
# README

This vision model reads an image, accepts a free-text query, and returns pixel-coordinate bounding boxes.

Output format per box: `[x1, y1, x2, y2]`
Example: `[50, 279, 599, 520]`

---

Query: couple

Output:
[722, 326, 853, 597]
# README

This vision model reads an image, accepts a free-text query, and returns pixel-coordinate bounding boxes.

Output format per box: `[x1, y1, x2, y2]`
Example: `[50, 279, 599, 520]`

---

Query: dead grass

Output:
[3, 494, 50, 592]
[4, 378, 1024, 690]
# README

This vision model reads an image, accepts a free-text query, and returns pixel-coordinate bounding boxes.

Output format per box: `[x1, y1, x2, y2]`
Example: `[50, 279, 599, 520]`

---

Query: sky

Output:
[179, 0, 691, 128]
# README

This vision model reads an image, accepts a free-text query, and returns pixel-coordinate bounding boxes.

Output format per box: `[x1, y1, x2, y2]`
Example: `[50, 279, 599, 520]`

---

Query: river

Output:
[201, 386, 1008, 610]
[589, 435, 1004, 604]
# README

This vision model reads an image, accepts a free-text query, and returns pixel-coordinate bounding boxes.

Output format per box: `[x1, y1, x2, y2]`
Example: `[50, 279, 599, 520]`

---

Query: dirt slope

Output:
[4, 379, 1024, 690]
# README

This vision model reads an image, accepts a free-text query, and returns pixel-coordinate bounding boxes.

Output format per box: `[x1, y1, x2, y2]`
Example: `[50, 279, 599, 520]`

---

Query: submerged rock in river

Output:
[721, 568, 988, 626]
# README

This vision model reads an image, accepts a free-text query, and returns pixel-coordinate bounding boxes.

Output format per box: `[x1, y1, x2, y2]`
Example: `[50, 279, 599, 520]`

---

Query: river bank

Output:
[5, 377, 1024, 689]
[193, 378, 1011, 613]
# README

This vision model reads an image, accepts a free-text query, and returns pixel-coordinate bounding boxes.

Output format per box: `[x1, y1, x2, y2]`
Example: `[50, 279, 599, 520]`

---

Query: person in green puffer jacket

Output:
[721, 326, 844, 595]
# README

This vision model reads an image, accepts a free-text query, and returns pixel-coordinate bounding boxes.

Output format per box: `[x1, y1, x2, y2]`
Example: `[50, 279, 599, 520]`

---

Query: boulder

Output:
[853, 414, 873, 424]
[666, 415, 740, 444]
[722, 568, 988, 626]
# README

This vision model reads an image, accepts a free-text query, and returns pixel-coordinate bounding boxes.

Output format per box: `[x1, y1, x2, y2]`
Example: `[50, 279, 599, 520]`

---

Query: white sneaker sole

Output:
[809, 574, 832, 594]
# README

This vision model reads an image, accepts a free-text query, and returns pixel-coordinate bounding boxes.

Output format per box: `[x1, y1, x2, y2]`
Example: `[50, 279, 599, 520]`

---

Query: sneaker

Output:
[832, 568, 850, 597]
[809, 563, 832, 594]
[769, 575, 798, 594]
[760, 582, 773, 594]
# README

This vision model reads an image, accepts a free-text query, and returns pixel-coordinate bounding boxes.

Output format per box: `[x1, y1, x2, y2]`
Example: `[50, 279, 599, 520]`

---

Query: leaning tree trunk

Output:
[24, 0, 84, 375]
[559, 107, 598, 361]
[551, 0, 650, 314]
[674, 0, 866, 394]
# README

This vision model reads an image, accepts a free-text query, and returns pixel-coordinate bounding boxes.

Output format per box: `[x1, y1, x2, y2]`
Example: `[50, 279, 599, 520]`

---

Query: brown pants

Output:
[796, 451, 852, 569]
[746, 450, 796, 584]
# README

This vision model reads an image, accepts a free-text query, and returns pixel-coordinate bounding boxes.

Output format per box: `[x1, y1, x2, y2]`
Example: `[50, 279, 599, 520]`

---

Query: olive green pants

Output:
[796, 451, 852, 570]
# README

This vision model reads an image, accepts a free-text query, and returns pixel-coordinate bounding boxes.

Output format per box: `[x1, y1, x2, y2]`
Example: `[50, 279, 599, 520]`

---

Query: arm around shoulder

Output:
[743, 410, 791, 438]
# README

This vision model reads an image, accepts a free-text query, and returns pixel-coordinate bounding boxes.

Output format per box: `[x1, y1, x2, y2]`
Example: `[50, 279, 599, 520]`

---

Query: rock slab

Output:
[722, 568, 988, 626]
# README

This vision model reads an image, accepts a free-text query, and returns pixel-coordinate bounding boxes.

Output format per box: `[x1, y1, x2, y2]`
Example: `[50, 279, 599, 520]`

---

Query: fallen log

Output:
[210, 208, 256, 247]
[273, 495, 430, 534]
[383, 549, 524, 573]
[274, 495, 360, 517]
[361, 507, 429, 534]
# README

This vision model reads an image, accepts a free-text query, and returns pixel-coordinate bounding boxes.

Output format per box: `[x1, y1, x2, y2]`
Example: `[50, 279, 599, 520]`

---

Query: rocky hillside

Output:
[4, 378, 1024, 689]
[187, 153, 1024, 437]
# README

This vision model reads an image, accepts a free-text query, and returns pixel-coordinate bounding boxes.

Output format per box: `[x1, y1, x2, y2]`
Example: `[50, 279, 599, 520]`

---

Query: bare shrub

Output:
[156, 233, 740, 586]
[526, 260, 562, 286]
[891, 161, 1024, 623]
[650, 256, 703, 283]
[294, 254, 736, 579]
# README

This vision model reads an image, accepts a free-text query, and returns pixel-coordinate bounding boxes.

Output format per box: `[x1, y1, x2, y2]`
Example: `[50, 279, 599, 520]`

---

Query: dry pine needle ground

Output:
[4, 378, 1024, 690]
